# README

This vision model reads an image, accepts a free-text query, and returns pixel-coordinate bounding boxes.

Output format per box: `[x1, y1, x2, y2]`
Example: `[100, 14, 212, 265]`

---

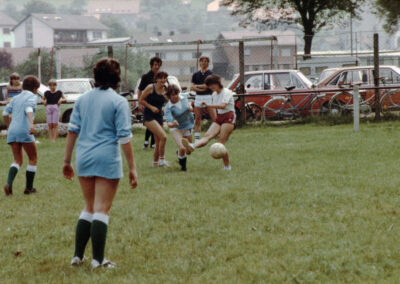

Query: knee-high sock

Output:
[91, 212, 109, 264]
[145, 128, 152, 142]
[7, 163, 20, 186]
[74, 211, 93, 259]
[25, 165, 37, 190]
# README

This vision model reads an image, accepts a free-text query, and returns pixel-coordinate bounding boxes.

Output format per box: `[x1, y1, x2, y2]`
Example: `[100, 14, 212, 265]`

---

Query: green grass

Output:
[1, 122, 400, 283]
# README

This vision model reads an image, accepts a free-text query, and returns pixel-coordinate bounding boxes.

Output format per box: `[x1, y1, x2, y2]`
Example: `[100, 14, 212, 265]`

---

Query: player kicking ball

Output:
[164, 84, 194, 171]
[182, 74, 235, 170]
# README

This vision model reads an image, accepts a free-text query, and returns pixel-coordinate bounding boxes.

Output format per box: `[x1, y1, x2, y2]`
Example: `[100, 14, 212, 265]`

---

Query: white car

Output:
[56, 78, 95, 102]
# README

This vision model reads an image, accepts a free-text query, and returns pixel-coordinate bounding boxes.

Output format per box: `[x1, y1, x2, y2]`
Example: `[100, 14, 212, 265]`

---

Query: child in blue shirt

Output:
[164, 84, 194, 171]
[63, 58, 138, 269]
[2, 75, 40, 195]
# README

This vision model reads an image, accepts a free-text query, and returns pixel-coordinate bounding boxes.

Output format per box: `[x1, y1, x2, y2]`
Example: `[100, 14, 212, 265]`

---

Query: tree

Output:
[2, 2, 22, 21]
[21, 0, 56, 17]
[376, 0, 400, 33]
[58, 0, 88, 15]
[0, 50, 13, 70]
[222, 0, 365, 59]
[100, 16, 130, 38]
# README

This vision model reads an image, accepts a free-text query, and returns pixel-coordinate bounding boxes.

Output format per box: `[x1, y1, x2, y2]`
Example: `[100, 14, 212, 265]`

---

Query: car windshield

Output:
[227, 74, 239, 90]
[57, 81, 92, 94]
[295, 72, 313, 88]
[318, 70, 337, 83]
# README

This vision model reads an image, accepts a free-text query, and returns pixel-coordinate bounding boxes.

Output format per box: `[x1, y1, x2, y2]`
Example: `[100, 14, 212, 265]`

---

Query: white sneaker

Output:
[91, 259, 116, 269]
[71, 256, 83, 266]
[182, 138, 195, 153]
[223, 165, 232, 171]
[152, 161, 159, 167]
[159, 160, 170, 167]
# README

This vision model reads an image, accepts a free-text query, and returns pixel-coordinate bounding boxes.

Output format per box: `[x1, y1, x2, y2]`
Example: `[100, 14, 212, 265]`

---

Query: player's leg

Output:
[91, 177, 119, 268]
[182, 122, 220, 152]
[54, 122, 59, 141]
[143, 128, 152, 149]
[171, 129, 187, 171]
[194, 106, 202, 143]
[22, 142, 38, 194]
[218, 123, 234, 169]
[71, 177, 95, 266]
[145, 120, 167, 166]
[53, 106, 60, 141]
[4, 143, 23, 195]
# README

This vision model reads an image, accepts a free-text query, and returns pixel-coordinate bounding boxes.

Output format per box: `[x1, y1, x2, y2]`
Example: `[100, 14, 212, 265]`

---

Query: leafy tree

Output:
[222, 0, 366, 58]
[2, 2, 22, 21]
[21, 0, 56, 17]
[58, 0, 88, 15]
[0, 50, 13, 70]
[100, 16, 130, 38]
[376, 0, 400, 33]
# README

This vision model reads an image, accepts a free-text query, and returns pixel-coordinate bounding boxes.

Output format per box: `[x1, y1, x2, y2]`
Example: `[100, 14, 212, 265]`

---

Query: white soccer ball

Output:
[209, 142, 227, 159]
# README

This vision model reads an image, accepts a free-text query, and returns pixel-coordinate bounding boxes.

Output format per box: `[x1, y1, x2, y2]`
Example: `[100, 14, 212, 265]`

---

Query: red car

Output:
[317, 66, 400, 115]
[227, 70, 314, 120]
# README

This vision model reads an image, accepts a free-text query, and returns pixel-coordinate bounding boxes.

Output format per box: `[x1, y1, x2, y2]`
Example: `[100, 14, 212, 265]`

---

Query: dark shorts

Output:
[143, 109, 163, 126]
[215, 111, 236, 125]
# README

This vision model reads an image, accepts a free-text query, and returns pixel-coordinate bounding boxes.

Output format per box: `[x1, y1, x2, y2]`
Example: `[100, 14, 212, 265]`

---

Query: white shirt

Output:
[212, 88, 235, 114]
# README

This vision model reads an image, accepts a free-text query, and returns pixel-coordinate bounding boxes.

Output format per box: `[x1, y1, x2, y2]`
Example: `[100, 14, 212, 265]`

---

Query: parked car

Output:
[227, 70, 315, 119]
[317, 65, 400, 115]
[55, 78, 94, 122]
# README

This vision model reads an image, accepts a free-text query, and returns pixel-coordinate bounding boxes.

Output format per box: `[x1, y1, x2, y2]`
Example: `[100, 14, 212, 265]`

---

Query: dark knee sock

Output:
[25, 165, 37, 190]
[150, 132, 155, 146]
[7, 163, 20, 186]
[178, 155, 187, 171]
[91, 212, 109, 264]
[74, 211, 93, 259]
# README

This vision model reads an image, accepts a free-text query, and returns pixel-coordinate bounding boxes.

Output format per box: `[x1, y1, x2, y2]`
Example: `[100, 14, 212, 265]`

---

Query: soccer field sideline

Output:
[1, 123, 400, 282]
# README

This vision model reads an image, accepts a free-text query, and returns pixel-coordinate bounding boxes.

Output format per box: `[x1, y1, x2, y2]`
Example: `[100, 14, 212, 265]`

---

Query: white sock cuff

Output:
[194, 132, 200, 137]
[26, 165, 37, 172]
[178, 154, 186, 159]
[79, 211, 93, 222]
[11, 163, 20, 170]
[93, 212, 109, 225]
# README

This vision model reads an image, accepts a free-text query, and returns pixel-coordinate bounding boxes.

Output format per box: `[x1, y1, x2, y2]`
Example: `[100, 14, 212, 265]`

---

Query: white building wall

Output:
[14, 24, 27, 48]
[32, 17, 54, 47]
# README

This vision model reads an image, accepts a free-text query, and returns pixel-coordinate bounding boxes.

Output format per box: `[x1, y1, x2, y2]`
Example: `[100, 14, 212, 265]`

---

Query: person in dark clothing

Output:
[139, 71, 169, 167]
[137, 56, 162, 149]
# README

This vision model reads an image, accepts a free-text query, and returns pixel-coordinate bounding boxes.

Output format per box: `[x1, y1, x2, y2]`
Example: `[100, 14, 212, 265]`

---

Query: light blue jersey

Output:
[164, 93, 194, 130]
[68, 88, 132, 179]
[3, 90, 37, 144]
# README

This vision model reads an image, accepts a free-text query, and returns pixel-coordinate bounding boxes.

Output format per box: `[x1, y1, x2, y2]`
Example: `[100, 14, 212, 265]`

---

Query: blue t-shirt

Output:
[191, 70, 213, 95]
[164, 93, 194, 130]
[68, 88, 132, 179]
[3, 90, 37, 144]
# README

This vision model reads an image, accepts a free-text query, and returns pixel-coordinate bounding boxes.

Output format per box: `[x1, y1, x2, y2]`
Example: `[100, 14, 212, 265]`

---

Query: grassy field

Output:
[1, 122, 400, 283]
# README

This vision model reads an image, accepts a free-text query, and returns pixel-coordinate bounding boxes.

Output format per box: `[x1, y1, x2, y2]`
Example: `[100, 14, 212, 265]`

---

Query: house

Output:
[86, 0, 141, 29]
[132, 33, 214, 84]
[12, 13, 109, 48]
[0, 12, 17, 48]
[214, 30, 298, 78]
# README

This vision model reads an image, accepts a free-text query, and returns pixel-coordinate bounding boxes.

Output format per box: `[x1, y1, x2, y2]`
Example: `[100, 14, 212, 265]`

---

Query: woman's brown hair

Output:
[22, 75, 40, 92]
[165, 84, 180, 99]
[9, 72, 20, 84]
[204, 74, 223, 89]
[154, 71, 168, 81]
[93, 58, 121, 90]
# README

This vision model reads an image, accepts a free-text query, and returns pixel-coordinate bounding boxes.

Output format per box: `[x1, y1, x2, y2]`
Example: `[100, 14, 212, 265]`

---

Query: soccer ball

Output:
[209, 143, 227, 159]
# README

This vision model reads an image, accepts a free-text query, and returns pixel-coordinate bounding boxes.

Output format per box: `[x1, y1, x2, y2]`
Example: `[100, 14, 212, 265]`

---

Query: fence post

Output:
[107, 46, 113, 58]
[37, 48, 41, 82]
[56, 48, 61, 79]
[373, 33, 381, 121]
[239, 40, 246, 124]
[124, 44, 128, 91]
[353, 84, 360, 132]
[270, 38, 274, 70]
[49, 47, 54, 79]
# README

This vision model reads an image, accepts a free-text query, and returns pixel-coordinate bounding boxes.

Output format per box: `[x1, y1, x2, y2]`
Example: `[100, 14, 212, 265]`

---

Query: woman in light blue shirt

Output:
[2, 75, 40, 196]
[164, 84, 194, 171]
[63, 58, 138, 269]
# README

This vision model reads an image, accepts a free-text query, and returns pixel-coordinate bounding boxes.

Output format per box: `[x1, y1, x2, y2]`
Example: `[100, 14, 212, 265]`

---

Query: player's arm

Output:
[139, 85, 159, 113]
[190, 83, 207, 92]
[121, 141, 138, 189]
[63, 131, 78, 180]
[26, 111, 35, 134]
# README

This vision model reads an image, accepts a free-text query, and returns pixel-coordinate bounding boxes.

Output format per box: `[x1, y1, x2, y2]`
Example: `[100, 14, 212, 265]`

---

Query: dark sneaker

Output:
[24, 188, 38, 195]
[4, 184, 12, 196]
[179, 157, 187, 171]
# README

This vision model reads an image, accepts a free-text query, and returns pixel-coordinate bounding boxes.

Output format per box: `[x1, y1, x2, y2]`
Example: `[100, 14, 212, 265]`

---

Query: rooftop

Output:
[0, 12, 17, 26]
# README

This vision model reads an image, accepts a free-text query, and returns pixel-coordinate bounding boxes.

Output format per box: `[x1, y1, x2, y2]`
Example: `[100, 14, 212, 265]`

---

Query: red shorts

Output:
[215, 111, 236, 125]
